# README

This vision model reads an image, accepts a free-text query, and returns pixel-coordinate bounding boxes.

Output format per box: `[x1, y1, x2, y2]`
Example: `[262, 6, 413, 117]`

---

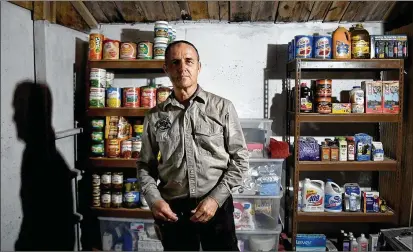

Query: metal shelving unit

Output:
[286, 58, 404, 249]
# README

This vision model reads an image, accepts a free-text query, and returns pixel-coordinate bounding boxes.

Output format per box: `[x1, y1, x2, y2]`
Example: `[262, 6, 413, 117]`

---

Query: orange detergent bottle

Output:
[333, 26, 351, 59]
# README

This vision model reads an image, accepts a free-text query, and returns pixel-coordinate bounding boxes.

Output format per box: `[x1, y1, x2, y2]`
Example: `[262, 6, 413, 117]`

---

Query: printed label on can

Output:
[132, 141, 142, 152]
[295, 36, 312, 58]
[138, 42, 153, 59]
[155, 28, 169, 38]
[106, 88, 121, 108]
[314, 36, 331, 58]
[141, 88, 156, 108]
[123, 88, 140, 107]
[91, 144, 104, 154]
[89, 88, 105, 108]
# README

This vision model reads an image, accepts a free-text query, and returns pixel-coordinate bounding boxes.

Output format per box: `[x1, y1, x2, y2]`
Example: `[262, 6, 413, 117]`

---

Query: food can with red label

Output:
[103, 39, 120, 60]
[123, 87, 140, 107]
[157, 86, 171, 104]
[140, 86, 156, 108]
[120, 42, 137, 59]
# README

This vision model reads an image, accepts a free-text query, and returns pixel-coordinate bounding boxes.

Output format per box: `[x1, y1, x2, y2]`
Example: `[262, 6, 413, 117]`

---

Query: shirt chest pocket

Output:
[194, 122, 225, 156]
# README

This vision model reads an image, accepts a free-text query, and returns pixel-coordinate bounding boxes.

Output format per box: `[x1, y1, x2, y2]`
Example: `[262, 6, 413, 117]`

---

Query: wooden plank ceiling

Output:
[9, 1, 401, 32]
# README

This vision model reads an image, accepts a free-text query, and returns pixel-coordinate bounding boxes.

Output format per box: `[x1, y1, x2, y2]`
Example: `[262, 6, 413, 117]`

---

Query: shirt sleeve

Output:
[208, 102, 249, 207]
[137, 115, 163, 208]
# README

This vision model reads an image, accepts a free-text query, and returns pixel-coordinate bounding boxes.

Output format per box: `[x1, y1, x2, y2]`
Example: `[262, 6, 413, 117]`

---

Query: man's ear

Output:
[198, 61, 202, 73]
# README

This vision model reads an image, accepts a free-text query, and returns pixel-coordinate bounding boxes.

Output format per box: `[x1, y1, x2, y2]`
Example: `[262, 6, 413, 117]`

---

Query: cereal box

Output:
[362, 81, 383, 113]
[382, 81, 399, 113]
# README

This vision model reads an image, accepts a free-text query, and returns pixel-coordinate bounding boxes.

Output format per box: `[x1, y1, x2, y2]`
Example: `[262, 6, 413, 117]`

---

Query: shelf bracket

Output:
[55, 128, 83, 140]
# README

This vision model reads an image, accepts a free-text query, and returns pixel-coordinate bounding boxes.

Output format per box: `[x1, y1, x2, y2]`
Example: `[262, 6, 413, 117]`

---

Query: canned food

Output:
[106, 87, 122, 108]
[91, 143, 104, 157]
[103, 39, 120, 60]
[91, 131, 104, 142]
[90, 68, 106, 88]
[89, 33, 104, 60]
[106, 139, 120, 158]
[154, 21, 169, 38]
[137, 41, 153, 59]
[316, 97, 332, 114]
[154, 42, 167, 60]
[157, 86, 171, 104]
[140, 86, 157, 108]
[133, 124, 144, 137]
[92, 174, 100, 187]
[89, 88, 105, 108]
[120, 42, 137, 59]
[106, 72, 114, 88]
[122, 87, 140, 107]
[121, 140, 132, 159]
[316, 79, 332, 97]
[132, 140, 142, 158]
[91, 119, 104, 130]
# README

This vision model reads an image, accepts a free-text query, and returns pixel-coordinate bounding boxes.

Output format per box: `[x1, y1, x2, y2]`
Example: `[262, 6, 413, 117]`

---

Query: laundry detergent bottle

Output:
[302, 178, 325, 212]
[325, 179, 343, 212]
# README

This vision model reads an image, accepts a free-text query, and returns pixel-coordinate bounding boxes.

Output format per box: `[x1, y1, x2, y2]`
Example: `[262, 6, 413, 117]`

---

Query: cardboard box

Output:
[362, 81, 383, 113]
[296, 234, 326, 252]
[363, 191, 380, 213]
[369, 234, 379, 251]
[370, 35, 408, 59]
[332, 103, 351, 114]
[382, 81, 399, 114]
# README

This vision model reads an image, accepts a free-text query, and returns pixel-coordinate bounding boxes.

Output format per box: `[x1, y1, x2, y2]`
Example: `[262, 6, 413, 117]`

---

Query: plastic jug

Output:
[325, 179, 342, 212]
[357, 234, 368, 252]
[302, 178, 325, 212]
[333, 26, 351, 59]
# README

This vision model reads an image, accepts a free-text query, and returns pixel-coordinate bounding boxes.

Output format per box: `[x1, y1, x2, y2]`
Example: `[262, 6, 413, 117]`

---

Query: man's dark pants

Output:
[154, 195, 239, 251]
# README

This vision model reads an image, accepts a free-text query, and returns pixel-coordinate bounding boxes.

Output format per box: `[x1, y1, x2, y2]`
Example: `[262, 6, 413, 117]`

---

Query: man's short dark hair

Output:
[164, 40, 200, 62]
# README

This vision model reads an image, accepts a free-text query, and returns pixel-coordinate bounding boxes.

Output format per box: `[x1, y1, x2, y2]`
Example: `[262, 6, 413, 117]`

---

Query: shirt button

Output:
[191, 189, 195, 193]
[190, 170, 194, 174]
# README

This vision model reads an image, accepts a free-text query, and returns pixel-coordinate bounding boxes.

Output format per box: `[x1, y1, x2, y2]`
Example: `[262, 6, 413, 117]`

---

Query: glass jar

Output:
[347, 137, 355, 161]
[112, 172, 123, 190]
[92, 173, 100, 187]
[92, 187, 100, 197]
[92, 196, 100, 207]
[101, 172, 111, 190]
[101, 191, 111, 208]
[132, 139, 142, 158]
[121, 140, 132, 159]
[111, 192, 122, 208]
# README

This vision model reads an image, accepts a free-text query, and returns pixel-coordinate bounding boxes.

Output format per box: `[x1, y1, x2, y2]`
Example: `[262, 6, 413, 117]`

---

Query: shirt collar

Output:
[163, 85, 206, 109]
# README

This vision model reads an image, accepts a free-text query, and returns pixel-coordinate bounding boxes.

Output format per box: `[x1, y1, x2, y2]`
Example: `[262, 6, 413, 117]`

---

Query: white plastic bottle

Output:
[298, 180, 303, 211]
[324, 179, 343, 212]
[357, 234, 368, 252]
[302, 178, 325, 212]
[351, 238, 359, 252]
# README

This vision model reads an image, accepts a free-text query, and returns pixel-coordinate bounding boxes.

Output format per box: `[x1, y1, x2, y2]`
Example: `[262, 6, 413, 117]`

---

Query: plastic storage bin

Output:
[98, 217, 163, 251]
[240, 119, 273, 158]
[236, 224, 282, 252]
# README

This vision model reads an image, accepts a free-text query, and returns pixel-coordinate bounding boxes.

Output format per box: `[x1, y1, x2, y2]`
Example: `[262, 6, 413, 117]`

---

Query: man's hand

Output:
[190, 197, 219, 223]
[151, 200, 178, 222]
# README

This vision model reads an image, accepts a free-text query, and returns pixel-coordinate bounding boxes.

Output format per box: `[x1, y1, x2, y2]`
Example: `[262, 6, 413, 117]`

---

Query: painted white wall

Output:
[1, 2, 87, 249]
[95, 22, 383, 125]
[1, 2, 34, 250]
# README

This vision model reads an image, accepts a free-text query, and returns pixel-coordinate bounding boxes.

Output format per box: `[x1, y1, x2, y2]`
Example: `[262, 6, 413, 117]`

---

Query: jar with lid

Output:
[338, 137, 348, 161]
[124, 178, 140, 208]
[330, 144, 339, 161]
[350, 86, 364, 113]
[92, 173, 100, 187]
[92, 196, 100, 207]
[316, 97, 332, 114]
[101, 172, 111, 190]
[321, 142, 331, 161]
[121, 140, 132, 159]
[351, 24, 370, 59]
[300, 82, 313, 113]
[92, 187, 100, 197]
[101, 191, 111, 208]
[112, 172, 123, 191]
[132, 139, 142, 158]
[111, 191, 122, 208]
[133, 124, 144, 138]
[347, 137, 355, 161]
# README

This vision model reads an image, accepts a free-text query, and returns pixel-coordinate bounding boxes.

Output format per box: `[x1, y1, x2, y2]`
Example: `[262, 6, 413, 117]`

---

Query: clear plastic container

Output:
[236, 224, 281, 251]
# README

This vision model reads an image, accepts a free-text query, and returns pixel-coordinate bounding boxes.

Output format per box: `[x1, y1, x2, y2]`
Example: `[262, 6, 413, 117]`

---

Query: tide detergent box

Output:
[296, 234, 326, 251]
[383, 81, 399, 113]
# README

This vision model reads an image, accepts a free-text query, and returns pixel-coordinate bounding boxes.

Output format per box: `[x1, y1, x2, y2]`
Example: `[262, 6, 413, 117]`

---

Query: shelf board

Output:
[297, 211, 395, 223]
[233, 194, 282, 199]
[287, 59, 403, 71]
[236, 228, 280, 235]
[298, 157, 397, 171]
[90, 157, 137, 168]
[289, 112, 399, 123]
[91, 207, 153, 218]
[89, 59, 164, 70]
[87, 107, 150, 117]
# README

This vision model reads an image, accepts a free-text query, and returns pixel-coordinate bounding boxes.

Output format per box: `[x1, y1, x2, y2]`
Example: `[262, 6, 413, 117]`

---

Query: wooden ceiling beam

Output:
[34, 1, 56, 23]
[71, 0, 98, 28]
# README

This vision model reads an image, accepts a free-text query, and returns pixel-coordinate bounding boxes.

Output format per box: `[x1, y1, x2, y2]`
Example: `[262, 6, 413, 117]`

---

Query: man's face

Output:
[164, 43, 201, 89]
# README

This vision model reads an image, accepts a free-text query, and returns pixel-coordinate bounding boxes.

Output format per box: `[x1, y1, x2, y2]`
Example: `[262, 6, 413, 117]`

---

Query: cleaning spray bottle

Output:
[351, 238, 359, 252]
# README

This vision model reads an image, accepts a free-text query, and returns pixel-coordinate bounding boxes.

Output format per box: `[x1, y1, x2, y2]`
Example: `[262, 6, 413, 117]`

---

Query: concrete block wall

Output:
[1, 2, 87, 250]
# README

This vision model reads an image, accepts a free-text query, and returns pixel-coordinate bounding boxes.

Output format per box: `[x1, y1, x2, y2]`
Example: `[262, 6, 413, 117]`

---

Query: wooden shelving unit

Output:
[85, 59, 166, 220]
[297, 211, 396, 223]
[298, 157, 397, 171]
[286, 59, 404, 249]
[87, 107, 150, 117]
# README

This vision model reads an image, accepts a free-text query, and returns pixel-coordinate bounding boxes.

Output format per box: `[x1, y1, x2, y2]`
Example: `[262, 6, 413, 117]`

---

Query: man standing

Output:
[138, 40, 248, 251]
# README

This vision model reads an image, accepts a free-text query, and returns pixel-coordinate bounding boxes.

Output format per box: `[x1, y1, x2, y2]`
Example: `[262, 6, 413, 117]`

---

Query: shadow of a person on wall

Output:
[13, 81, 76, 251]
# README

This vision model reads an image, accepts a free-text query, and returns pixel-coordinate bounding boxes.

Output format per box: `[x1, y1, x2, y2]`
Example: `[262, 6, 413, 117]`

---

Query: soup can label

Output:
[120, 42, 137, 59]
[155, 27, 169, 38]
[89, 88, 105, 108]
[138, 42, 153, 59]
[89, 34, 104, 60]
[295, 35, 313, 58]
[106, 87, 122, 108]
[314, 36, 332, 59]
[123, 87, 140, 107]
[141, 87, 156, 108]
[90, 68, 106, 88]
